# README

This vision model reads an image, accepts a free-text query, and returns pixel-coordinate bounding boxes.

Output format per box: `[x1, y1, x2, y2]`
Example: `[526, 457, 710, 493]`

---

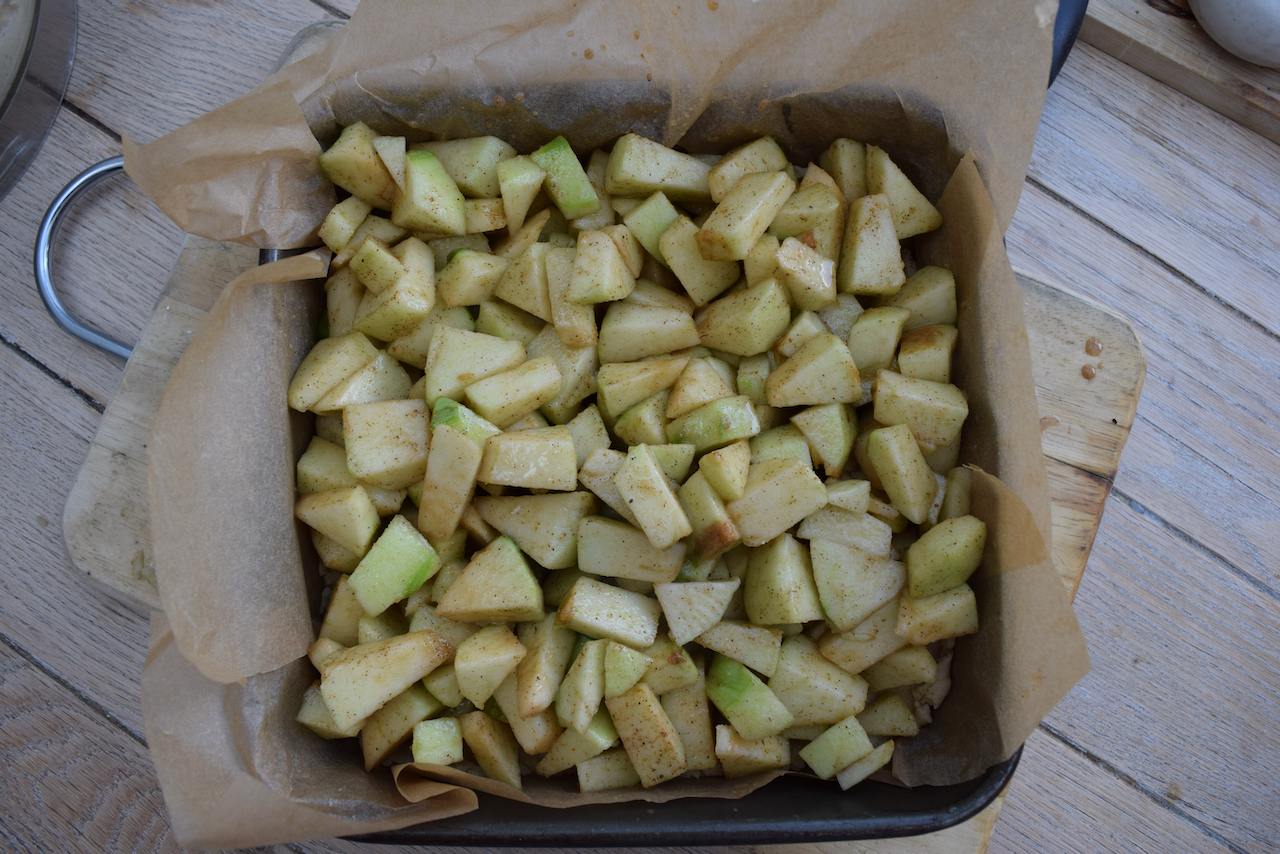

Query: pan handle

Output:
[33, 155, 133, 360]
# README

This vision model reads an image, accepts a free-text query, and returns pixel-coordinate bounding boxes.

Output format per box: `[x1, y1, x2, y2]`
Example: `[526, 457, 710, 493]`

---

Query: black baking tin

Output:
[355, 749, 1020, 847]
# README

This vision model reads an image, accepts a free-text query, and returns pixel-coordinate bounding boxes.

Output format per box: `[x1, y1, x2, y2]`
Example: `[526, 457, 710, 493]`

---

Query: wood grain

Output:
[1009, 182, 1280, 592]
[1081, 0, 1280, 145]
[1041, 498, 1280, 853]
[1030, 42, 1280, 339]
[0, 343, 152, 736]
[69, 0, 344, 143]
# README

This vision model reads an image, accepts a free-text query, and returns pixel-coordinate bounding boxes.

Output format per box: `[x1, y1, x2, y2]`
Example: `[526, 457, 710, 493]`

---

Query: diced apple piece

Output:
[526, 135, 596, 220]
[715, 725, 790, 779]
[493, 241, 552, 321]
[455, 624, 527, 707]
[458, 710, 523, 789]
[295, 485, 380, 557]
[416, 423, 482, 542]
[349, 236, 405, 296]
[818, 138, 867, 203]
[665, 395, 761, 456]
[696, 279, 792, 357]
[436, 249, 508, 307]
[660, 216, 741, 306]
[557, 637, 607, 734]
[809, 538, 905, 632]
[313, 353, 411, 416]
[696, 170, 796, 261]
[707, 137, 789, 203]
[435, 536, 545, 623]
[765, 332, 860, 407]
[696, 620, 783, 678]
[461, 356, 562, 428]
[515, 614, 578, 719]
[705, 654, 793, 740]
[817, 597, 909, 675]
[577, 745, 643, 791]
[660, 654, 716, 771]
[492, 673, 563, 755]
[865, 144, 942, 239]
[318, 575, 366, 647]
[605, 133, 712, 202]
[613, 443, 693, 550]
[864, 423, 938, 525]
[837, 194, 904, 296]
[858, 692, 920, 737]
[605, 640, 650, 698]
[496, 155, 547, 234]
[605, 683, 688, 787]
[474, 492, 595, 570]
[342, 399, 430, 490]
[768, 635, 868, 727]
[863, 645, 938, 692]
[320, 630, 455, 731]
[906, 514, 986, 599]
[288, 332, 379, 412]
[698, 439, 751, 502]
[361, 683, 444, 770]
[319, 196, 374, 254]
[897, 584, 980, 645]
[796, 505, 892, 557]
[577, 516, 685, 584]
[898, 324, 958, 384]
[566, 229, 635, 305]
[423, 327, 525, 405]
[537, 707, 619, 777]
[411, 717, 464, 766]
[770, 183, 841, 244]
[409, 604, 478, 650]
[799, 715, 873, 780]
[774, 236, 836, 311]
[392, 149, 467, 236]
[349, 515, 441, 616]
[873, 370, 969, 452]
[597, 302, 699, 363]
[742, 533, 824, 625]
[676, 470, 741, 560]
[319, 122, 397, 209]
[726, 458, 828, 547]
[296, 436, 356, 495]
[790, 404, 855, 478]
[296, 681, 361, 740]
[613, 391, 670, 448]
[596, 356, 688, 419]
[655, 579, 740, 645]
[556, 577, 661, 649]
[477, 426, 577, 491]
[622, 191, 681, 264]
[356, 609, 406, 645]
[416, 136, 515, 198]
[880, 265, 957, 330]
[836, 739, 895, 790]
[577, 449, 639, 526]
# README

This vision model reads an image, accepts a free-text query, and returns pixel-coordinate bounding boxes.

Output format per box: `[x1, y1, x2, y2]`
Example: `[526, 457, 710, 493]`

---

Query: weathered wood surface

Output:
[1081, 0, 1280, 145]
[1, 0, 1276, 851]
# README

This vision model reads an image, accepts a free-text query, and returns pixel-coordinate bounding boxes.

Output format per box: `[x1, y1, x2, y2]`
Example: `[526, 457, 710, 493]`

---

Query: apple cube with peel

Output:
[320, 630, 456, 731]
[676, 470, 741, 560]
[393, 149, 467, 236]
[798, 714, 873, 780]
[907, 515, 987, 599]
[665, 395, 761, 456]
[530, 136, 601, 220]
[412, 717, 464, 766]
[705, 654, 793, 740]
[348, 515, 441, 616]
[434, 536, 545, 624]
[622, 191, 681, 263]
[837, 739, 895, 790]
[557, 638, 608, 734]
[319, 196, 373, 255]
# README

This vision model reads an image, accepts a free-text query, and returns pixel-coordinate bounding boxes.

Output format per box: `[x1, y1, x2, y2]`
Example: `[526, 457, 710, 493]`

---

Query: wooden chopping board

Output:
[1080, 0, 1280, 145]
[58, 238, 1145, 852]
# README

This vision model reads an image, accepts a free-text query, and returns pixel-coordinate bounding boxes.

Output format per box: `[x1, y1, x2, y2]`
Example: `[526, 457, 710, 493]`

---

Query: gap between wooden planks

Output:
[56, 240, 1145, 853]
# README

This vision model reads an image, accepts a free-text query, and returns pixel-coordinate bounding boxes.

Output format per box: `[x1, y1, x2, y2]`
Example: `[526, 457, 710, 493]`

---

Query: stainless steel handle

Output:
[34, 156, 133, 360]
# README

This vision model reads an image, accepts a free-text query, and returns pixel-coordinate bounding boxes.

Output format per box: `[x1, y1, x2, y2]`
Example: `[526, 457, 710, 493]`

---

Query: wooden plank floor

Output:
[1, 2, 1277, 851]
